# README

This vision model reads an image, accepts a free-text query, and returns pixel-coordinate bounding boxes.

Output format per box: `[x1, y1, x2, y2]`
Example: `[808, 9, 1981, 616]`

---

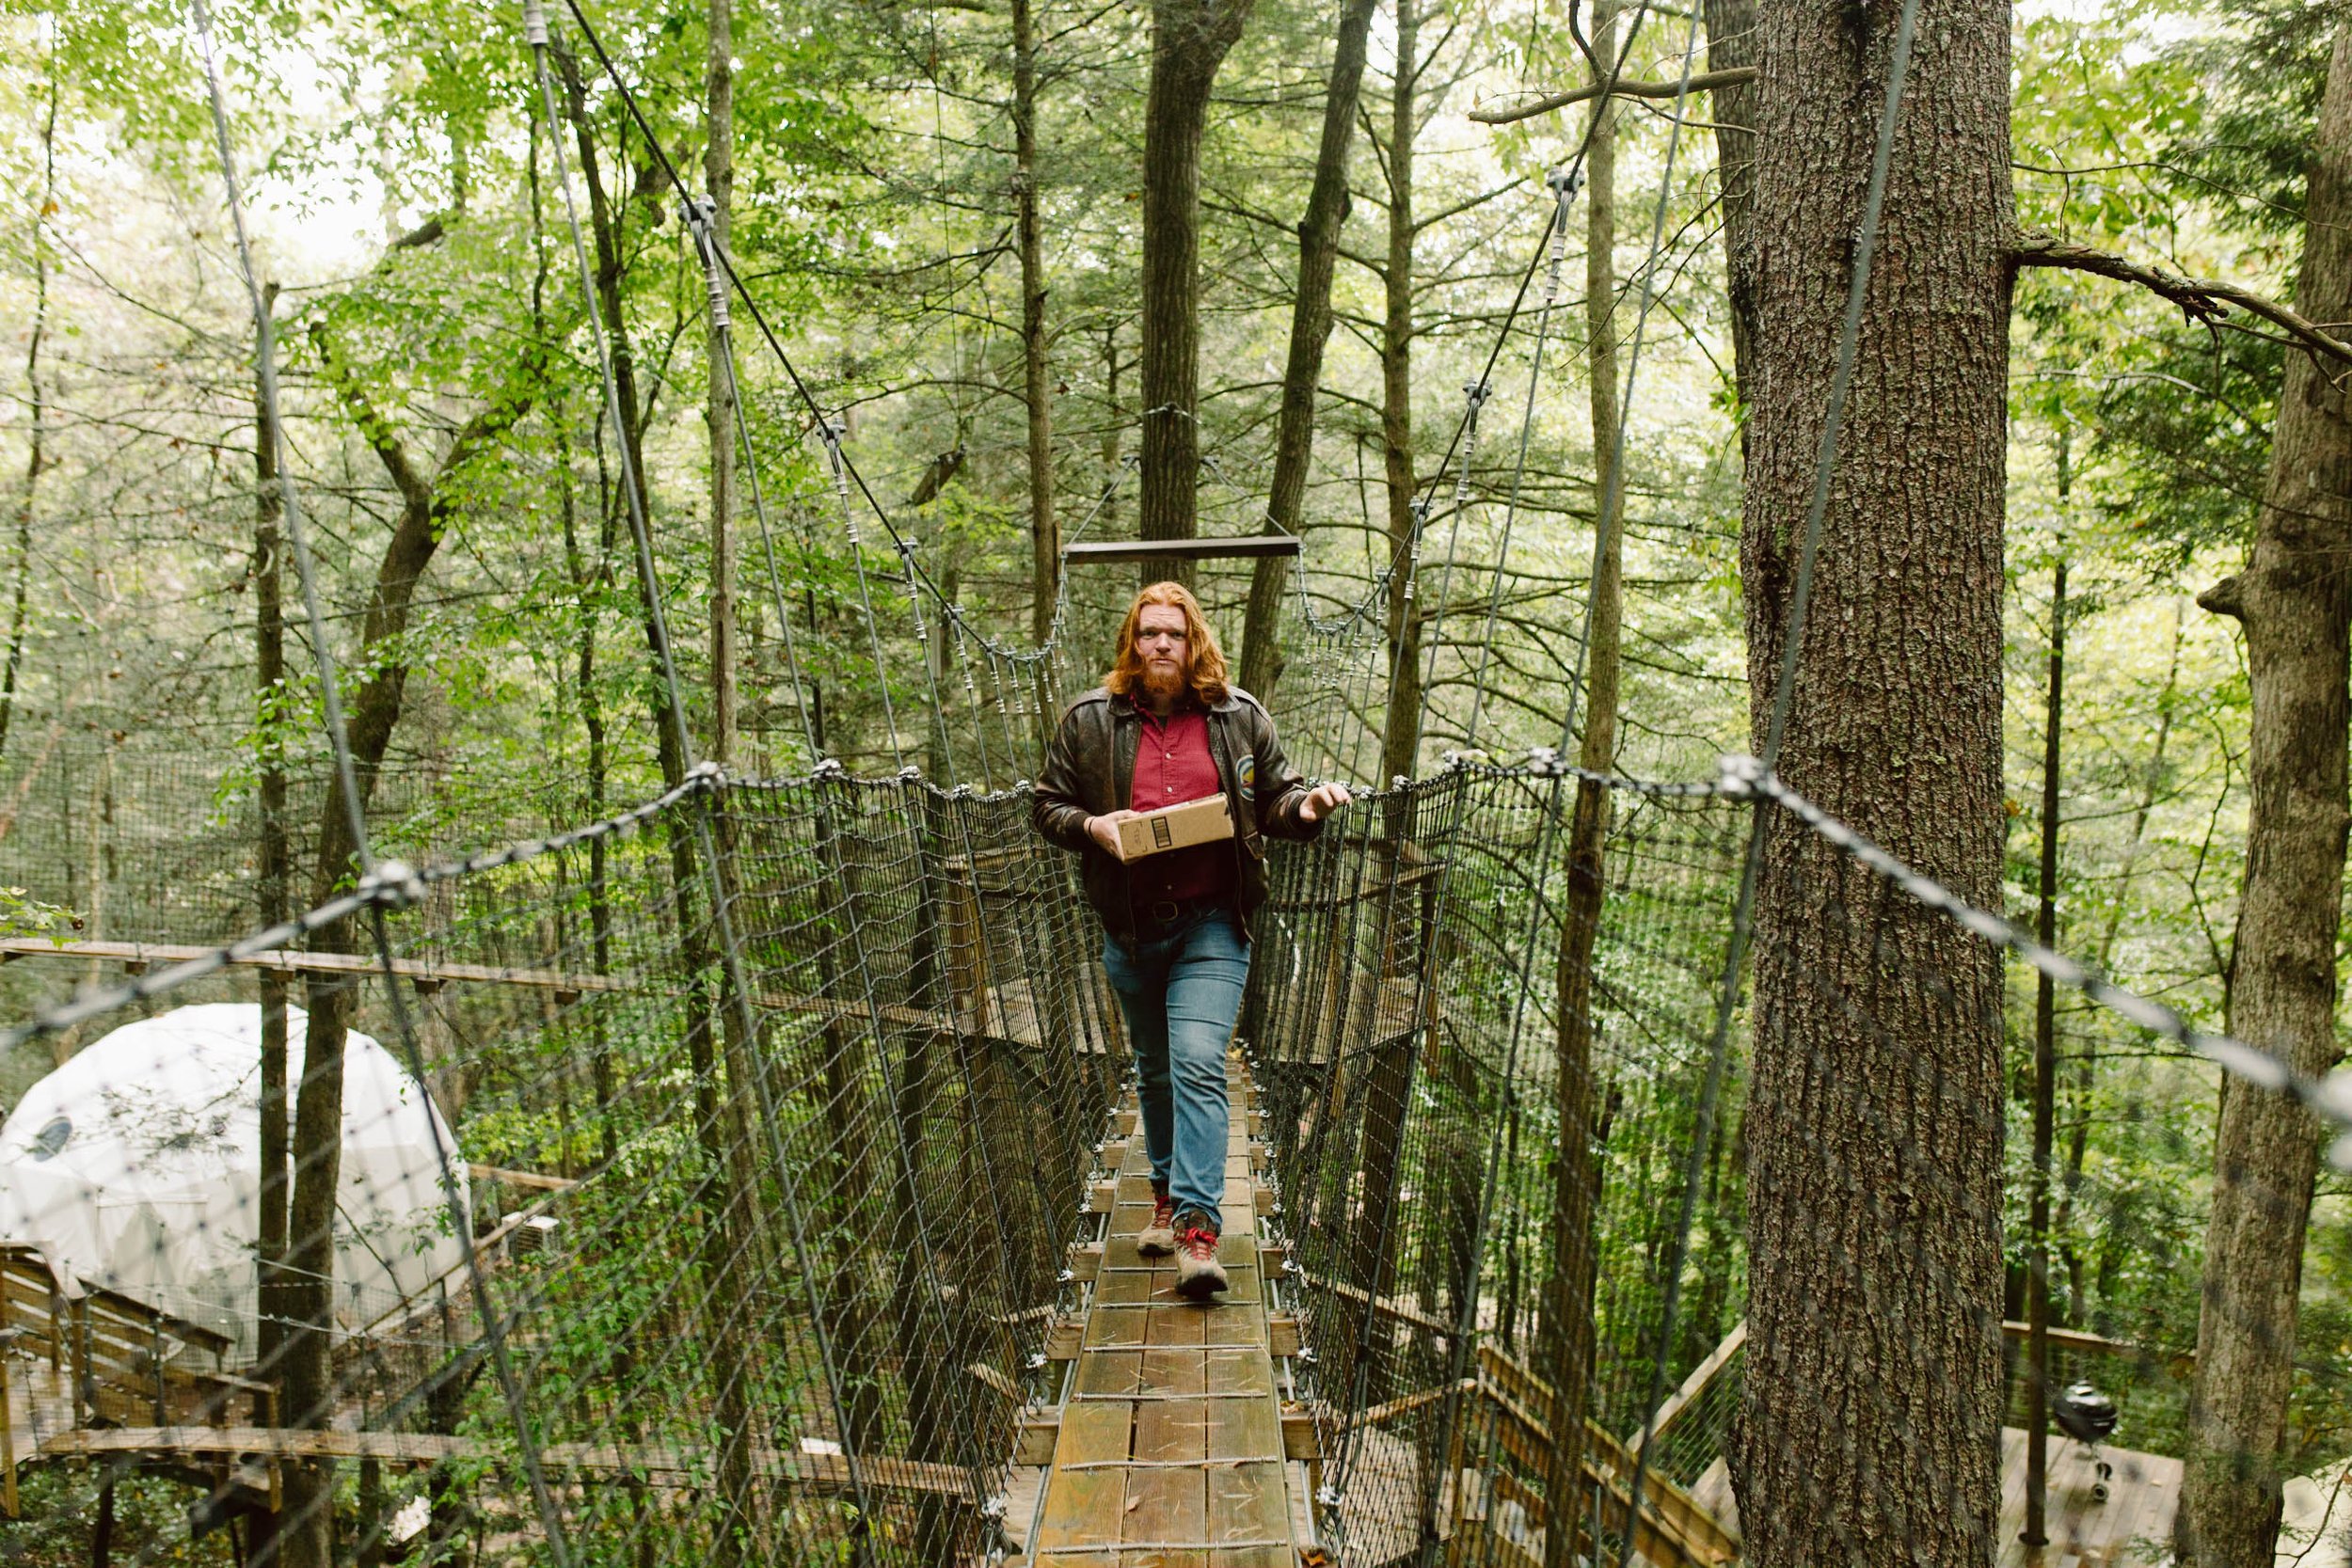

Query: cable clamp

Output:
[520, 0, 548, 46]
[1526, 745, 1561, 773]
[685, 760, 724, 789]
[360, 860, 428, 911]
[1545, 165, 1584, 200]
[1716, 752, 1764, 799]
[898, 764, 924, 783]
[814, 756, 847, 780]
[1462, 380, 1490, 407]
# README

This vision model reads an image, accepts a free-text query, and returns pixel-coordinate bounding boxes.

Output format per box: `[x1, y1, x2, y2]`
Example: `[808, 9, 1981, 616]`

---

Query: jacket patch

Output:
[1237, 754, 1256, 801]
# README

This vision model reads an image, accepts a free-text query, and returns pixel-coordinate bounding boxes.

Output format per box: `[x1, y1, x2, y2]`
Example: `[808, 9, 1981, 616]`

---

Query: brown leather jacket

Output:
[1032, 685, 1324, 950]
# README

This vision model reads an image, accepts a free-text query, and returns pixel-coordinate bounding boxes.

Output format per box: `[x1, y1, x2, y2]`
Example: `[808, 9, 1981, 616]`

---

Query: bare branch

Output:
[2011, 228, 2352, 369]
[1466, 66, 1756, 126]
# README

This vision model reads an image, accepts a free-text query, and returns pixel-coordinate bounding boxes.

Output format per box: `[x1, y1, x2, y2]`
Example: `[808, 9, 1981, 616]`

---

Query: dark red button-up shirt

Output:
[1130, 706, 1232, 908]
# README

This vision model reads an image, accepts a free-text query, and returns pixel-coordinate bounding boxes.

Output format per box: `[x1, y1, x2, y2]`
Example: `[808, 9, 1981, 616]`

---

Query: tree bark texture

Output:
[2180, 22, 2352, 1566]
[1702, 0, 1756, 425]
[1236, 0, 1377, 696]
[1136, 0, 1256, 559]
[1375, 0, 1422, 790]
[1538, 13, 1619, 1555]
[1732, 3, 2012, 1562]
[250, 280, 294, 1568]
[707, 0, 737, 766]
[1014, 0, 1057, 641]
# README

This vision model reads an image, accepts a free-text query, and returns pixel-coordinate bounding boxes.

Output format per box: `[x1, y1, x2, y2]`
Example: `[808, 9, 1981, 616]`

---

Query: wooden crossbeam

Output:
[1062, 534, 1300, 563]
[0, 938, 959, 1038]
[0, 939, 630, 996]
[39, 1427, 974, 1497]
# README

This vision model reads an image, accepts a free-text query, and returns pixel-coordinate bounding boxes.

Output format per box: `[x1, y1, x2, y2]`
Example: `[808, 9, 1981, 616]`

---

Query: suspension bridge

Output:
[0, 0, 2332, 1563]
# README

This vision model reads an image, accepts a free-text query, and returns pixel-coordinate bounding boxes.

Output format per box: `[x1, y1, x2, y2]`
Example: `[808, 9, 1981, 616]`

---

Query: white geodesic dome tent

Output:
[0, 1002, 469, 1360]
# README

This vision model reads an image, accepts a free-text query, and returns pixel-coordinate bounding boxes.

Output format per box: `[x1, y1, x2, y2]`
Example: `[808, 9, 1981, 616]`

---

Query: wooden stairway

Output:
[1014, 1053, 1314, 1567]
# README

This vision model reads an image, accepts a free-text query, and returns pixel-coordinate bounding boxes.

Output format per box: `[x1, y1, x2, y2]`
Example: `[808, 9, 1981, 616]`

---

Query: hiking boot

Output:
[1173, 1212, 1229, 1301]
[1137, 1190, 1177, 1257]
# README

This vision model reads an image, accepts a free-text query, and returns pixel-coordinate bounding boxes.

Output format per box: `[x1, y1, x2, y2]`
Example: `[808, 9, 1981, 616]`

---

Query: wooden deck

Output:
[1012, 1056, 1314, 1567]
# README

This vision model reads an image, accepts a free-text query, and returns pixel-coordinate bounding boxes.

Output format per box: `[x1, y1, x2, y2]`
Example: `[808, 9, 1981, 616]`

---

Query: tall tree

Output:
[1702, 0, 1756, 422]
[2179, 20, 2352, 1564]
[277, 333, 539, 1568]
[1136, 0, 1258, 559]
[1375, 0, 1423, 789]
[1731, 3, 2011, 1562]
[1539, 7, 1620, 1553]
[248, 279, 294, 1568]
[707, 0, 738, 765]
[1, 63, 58, 767]
[1013, 0, 1057, 640]
[1235, 0, 1379, 696]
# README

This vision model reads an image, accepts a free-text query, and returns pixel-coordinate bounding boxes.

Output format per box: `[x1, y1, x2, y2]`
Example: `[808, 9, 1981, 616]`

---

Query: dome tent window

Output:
[28, 1117, 68, 1161]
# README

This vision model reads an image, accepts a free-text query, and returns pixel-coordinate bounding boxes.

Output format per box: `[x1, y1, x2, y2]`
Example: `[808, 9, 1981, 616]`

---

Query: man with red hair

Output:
[1035, 582, 1349, 1298]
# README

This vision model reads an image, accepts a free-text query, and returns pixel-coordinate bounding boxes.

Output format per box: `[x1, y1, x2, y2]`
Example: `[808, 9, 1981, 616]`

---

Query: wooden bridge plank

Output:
[1029, 1066, 1304, 1564]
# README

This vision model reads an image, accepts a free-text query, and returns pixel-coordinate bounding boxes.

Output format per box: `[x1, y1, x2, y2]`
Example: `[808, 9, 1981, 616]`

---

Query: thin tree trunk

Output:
[1702, 0, 1756, 431]
[2026, 551, 2065, 1547]
[2180, 22, 2352, 1565]
[1730, 4, 2012, 1562]
[1375, 0, 1422, 790]
[1136, 0, 1257, 564]
[0, 68, 58, 768]
[1014, 0, 1057, 640]
[250, 277, 294, 1568]
[707, 0, 737, 766]
[1539, 9, 1618, 1552]
[1236, 0, 1378, 696]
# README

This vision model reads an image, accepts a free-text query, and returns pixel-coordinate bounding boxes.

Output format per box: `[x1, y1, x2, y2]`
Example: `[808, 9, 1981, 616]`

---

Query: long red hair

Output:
[1104, 581, 1230, 707]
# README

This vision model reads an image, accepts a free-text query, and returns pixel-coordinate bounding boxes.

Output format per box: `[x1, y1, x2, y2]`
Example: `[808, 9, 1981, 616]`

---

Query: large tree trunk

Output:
[1730, 4, 2012, 1563]
[1014, 0, 1057, 641]
[2179, 22, 2352, 1565]
[1235, 0, 1377, 696]
[707, 0, 737, 766]
[1375, 0, 1421, 790]
[1136, 0, 1256, 562]
[1702, 0, 1756, 425]
[1538, 9, 1619, 1557]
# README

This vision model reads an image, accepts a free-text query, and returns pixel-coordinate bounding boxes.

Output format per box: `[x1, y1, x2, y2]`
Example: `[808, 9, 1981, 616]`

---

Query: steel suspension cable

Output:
[1460, 166, 1581, 752]
[534, 9, 1032, 1517]
[193, 3, 575, 1555]
[522, 0, 893, 1531]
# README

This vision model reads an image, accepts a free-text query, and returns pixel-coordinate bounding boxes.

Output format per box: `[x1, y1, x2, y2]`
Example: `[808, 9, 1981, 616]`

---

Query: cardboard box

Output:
[1115, 793, 1234, 863]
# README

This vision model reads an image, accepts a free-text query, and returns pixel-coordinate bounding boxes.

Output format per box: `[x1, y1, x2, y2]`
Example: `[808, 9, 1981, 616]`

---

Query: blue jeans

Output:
[1102, 910, 1251, 1224]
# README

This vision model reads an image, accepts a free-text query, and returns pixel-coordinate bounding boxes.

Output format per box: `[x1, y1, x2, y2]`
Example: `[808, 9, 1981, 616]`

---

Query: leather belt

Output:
[1138, 895, 1222, 932]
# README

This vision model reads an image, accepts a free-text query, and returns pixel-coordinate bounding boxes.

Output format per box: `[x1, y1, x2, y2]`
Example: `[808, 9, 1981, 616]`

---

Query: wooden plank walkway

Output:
[1023, 1054, 1309, 1568]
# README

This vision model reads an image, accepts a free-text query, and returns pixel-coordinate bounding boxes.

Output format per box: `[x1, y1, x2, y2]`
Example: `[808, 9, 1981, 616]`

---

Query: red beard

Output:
[1140, 660, 1185, 704]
